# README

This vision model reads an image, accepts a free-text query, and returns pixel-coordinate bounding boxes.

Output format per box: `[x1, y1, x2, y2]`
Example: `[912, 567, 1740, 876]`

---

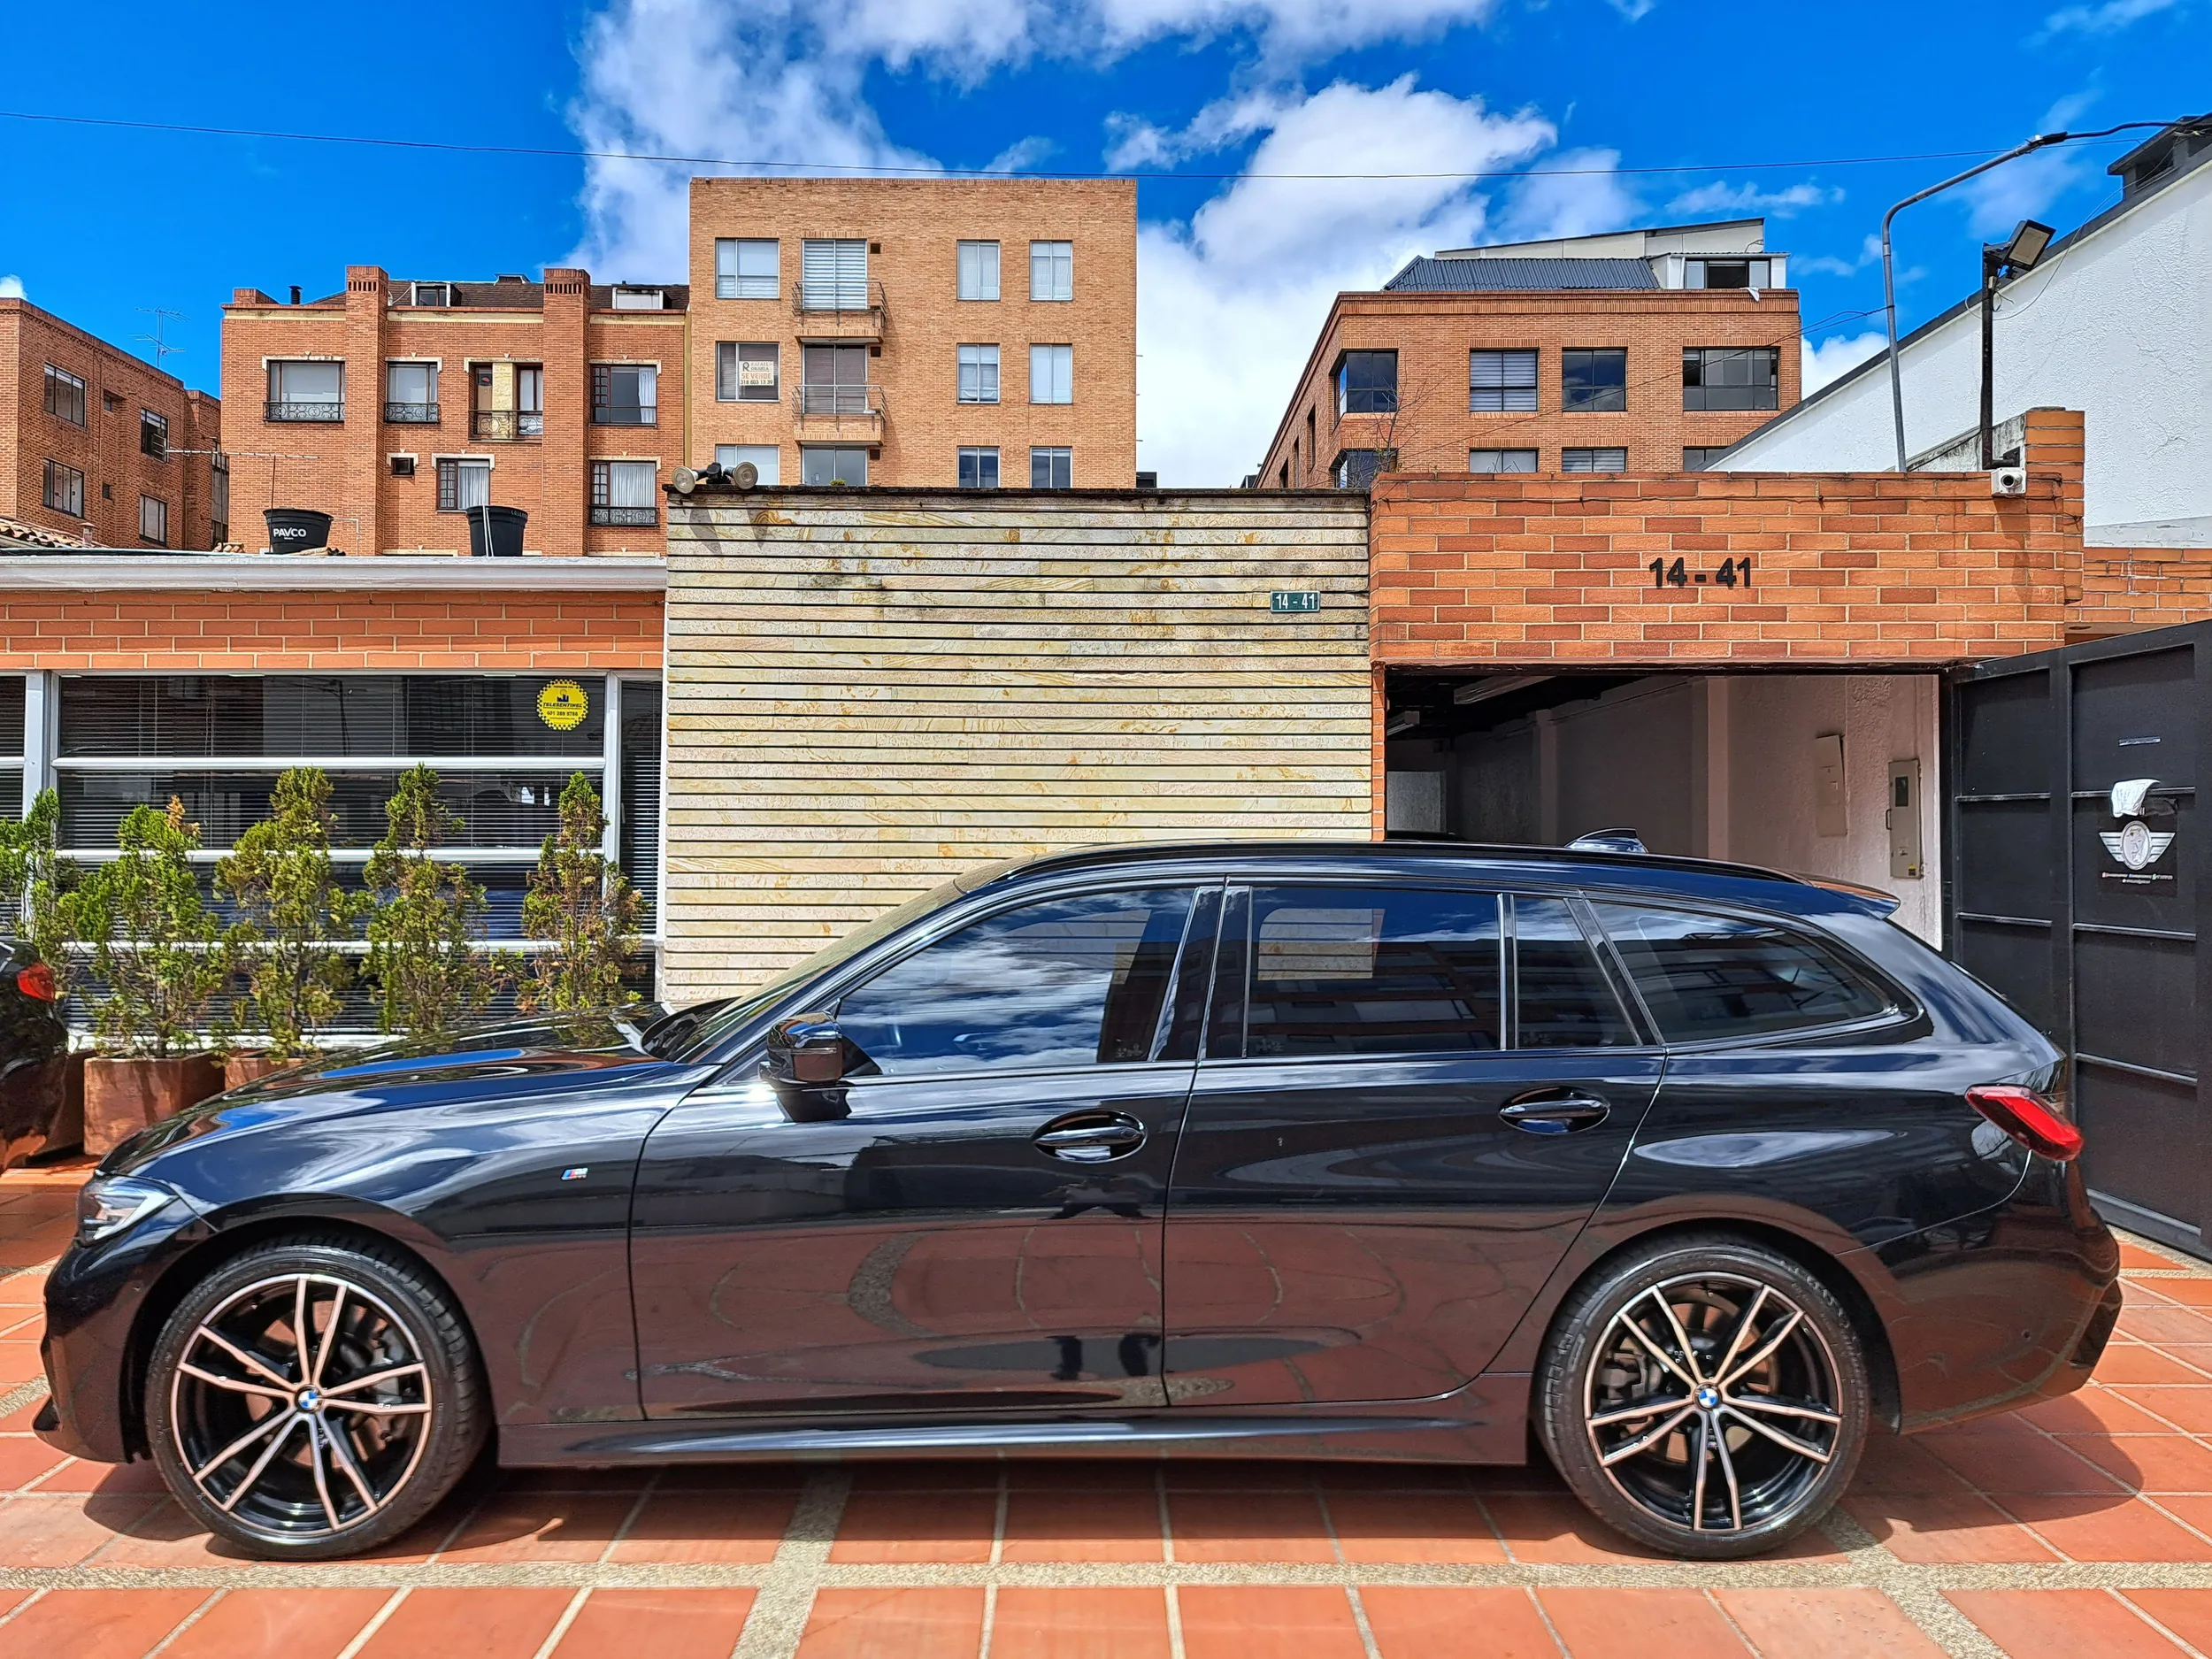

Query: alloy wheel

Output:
[167, 1271, 433, 1541]
[1581, 1271, 1843, 1536]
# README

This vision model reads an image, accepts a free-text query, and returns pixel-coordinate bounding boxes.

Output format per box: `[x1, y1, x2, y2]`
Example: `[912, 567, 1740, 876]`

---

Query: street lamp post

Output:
[1978, 219, 2055, 469]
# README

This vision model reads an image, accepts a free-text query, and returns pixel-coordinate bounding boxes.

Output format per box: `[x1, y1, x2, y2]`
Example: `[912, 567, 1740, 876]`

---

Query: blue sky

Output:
[2, 0, 2205, 482]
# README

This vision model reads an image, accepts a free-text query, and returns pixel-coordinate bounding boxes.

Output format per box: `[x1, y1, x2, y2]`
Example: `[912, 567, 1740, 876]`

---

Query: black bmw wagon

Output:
[39, 840, 2118, 1560]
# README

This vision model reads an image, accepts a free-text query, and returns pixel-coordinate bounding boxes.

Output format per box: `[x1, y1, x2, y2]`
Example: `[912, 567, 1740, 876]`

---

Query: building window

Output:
[42, 365, 86, 426]
[1686, 258, 1771, 290]
[800, 240, 870, 311]
[1470, 449, 1539, 473]
[410, 281, 452, 306]
[716, 238, 780, 300]
[1334, 349, 1398, 415]
[1562, 349, 1628, 413]
[1030, 447, 1072, 489]
[610, 288, 664, 311]
[42, 459, 84, 518]
[471, 364, 543, 441]
[957, 344, 1001, 404]
[591, 364, 657, 426]
[435, 457, 492, 511]
[1562, 448, 1628, 473]
[713, 444, 780, 484]
[1682, 347, 1780, 412]
[1333, 449, 1396, 489]
[716, 342, 780, 403]
[267, 359, 344, 422]
[590, 459, 659, 526]
[958, 447, 1001, 489]
[102, 391, 122, 414]
[800, 345, 872, 416]
[1029, 343, 1072, 404]
[211, 454, 229, 540]
[802, 446, 869, 486]
[1683, 446, 1732, 471]
[518, 366, 543, 433]
[1030, 241, 1073, 302]
[958, 241, 1002, 301]
[139, 494, 168, 546]
[385, 362, 440, 423]
[1470, 349, 1539, 412]
[139, 410, 169, 459]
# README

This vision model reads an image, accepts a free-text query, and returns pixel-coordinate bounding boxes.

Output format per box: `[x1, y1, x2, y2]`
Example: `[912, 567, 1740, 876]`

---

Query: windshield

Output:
[648, 873, 978, 1062]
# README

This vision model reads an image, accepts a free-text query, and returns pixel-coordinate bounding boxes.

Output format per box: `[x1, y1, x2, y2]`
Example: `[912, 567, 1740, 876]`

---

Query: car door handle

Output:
[1034, 1112, 1148, 1163]
[1500, 1091, 1612, 1135]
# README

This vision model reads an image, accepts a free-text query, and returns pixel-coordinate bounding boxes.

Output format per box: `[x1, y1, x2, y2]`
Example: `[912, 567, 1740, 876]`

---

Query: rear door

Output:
[1161, 882, 1663, 1407]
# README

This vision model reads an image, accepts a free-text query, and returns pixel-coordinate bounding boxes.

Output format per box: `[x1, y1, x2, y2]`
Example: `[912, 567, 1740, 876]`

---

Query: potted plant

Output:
[215, 766, 365, 1087]
[364, 765, 514, 1043]
[0, 789, 78, 1163]
[69, 798, 230, 1154]
[517, 772, 644, 1016]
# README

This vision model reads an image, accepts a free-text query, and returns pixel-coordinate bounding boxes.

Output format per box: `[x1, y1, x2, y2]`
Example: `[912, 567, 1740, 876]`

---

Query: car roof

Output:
[967, 840, 1896, 919]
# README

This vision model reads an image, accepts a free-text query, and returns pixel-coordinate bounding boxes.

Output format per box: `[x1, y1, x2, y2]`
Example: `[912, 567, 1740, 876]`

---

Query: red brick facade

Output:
[1, 299, 223, 549]
[1370, 408, 2088, 667]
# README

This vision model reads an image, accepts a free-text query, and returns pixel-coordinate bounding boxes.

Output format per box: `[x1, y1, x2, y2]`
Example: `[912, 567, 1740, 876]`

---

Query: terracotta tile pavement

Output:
[9, 1164, 2212, 1655]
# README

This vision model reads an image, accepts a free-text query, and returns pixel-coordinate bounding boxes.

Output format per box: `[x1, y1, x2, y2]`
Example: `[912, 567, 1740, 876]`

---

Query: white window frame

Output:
[1562, 447, 1628, 473]
[958, 447, 1000, 489]
[958, 344, 1001, 404]
[714, 444, 780, 484]
[717, 342, 780, 403]
[1469, 449, 1539, 473]
[716, 238, 780, 300]
[138, 493, 169, 546]
[1029, 241, 1073, 302]
[958, 240, 1002, 301]
[1029, 446, 1072, 488]
[1029, 343, 1072, 405]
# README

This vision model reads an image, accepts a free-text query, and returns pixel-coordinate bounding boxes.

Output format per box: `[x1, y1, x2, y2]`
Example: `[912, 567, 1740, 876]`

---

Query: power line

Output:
[0, 107, 2147, 183]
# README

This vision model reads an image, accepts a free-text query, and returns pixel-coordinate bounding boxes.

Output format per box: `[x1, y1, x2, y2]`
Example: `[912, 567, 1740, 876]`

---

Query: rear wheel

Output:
[146, 1235, 486, 1560]
[1535, 1234, 1868, 1558]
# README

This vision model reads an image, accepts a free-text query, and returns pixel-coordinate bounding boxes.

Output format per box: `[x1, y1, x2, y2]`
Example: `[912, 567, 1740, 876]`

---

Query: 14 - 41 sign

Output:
[1649, 557, 1753, 591]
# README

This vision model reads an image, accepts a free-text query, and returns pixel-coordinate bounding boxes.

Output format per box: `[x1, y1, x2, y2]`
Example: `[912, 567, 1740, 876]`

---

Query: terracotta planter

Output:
[223, 1052, 291, 1090]
[82, 1056, 225, 1156]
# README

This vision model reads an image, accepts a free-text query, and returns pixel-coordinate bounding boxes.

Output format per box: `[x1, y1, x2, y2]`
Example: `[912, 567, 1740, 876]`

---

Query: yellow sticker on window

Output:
[537, 679, 590, 732]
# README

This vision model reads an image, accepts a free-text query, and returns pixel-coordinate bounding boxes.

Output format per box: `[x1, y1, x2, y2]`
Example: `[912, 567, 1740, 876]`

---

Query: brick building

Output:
[1, 298, 223, 551]
[220, 270, 687, 558]
[1257, 219, 1800, 488]
[687, 177, 1138, 488]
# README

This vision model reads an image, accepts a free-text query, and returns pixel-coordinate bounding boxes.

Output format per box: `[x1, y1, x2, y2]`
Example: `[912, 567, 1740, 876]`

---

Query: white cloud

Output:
[0, 275, 24, 300]
[2041, 0, 2180, 33]
[986, 134, 1058, 173]
[1794, 232, 1882, 278]
[1666, 180, 1839, 218]
[1802, 331, 1886, 394]
[1609, 0, 1656, 18]
[1494, 148, 1639, 242]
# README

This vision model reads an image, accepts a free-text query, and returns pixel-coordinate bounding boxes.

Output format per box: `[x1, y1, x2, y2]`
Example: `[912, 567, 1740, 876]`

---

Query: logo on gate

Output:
[2100, 778, 2176, 884]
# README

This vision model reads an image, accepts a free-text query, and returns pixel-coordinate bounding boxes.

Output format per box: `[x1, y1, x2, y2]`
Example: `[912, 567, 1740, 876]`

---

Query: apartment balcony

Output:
[265, 401, 343, 424]
[792, 382, 886, 439]
[472, 410, 545, 442]
[384, 402, 442, 425]
[590, 505, 658, 527]
[791, 278, 886, 342]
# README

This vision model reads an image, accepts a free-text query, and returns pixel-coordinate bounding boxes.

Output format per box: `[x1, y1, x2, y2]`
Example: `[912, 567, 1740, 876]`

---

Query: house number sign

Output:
[1649, 557, 1753, 591]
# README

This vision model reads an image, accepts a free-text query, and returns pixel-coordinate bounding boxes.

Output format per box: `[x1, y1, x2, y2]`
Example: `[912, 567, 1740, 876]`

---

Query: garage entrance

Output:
[1381, 670, 1945, 944]
[1949, 620, 2209, 1255]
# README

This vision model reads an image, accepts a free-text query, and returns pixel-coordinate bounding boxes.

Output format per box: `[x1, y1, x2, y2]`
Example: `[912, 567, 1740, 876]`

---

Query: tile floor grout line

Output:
[528, 1585, 595, 1659]
[2116, 1586, 2212, 1659]
[729, 1465, 847, 1659]
[1156, 1465, 1176, 1567]
[1813, 1500, 2003, 1656]
[977, 1581, 996, 1659]
[599, 1469, 662, 1565]
[331, 1586, 410, 1659]
[988, 1470, 1008, 1568]
[1520, 1585, 1572, 1658]
[137, 1586, 226, 1658]
[1162, 1581, 1186, 1659]
[1701, 1586, 1761, 1656]
[1341, 1585, 1384, 1659]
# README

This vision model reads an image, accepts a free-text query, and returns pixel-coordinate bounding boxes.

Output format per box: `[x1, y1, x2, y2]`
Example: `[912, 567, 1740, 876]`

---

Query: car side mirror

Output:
[762, 1013, 852, 1121]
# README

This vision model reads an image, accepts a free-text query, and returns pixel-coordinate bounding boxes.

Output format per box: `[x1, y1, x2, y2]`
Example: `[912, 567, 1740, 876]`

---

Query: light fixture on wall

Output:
[1978, 219, 2056, 470]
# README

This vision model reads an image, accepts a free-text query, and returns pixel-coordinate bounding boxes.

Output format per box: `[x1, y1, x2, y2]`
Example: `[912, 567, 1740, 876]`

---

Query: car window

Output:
[1591, 902, 1894, 1043]
[1240, 886, 1502, 1058]
[834, 887, 1197, 1077]
[1513, 896, 1635, 1048]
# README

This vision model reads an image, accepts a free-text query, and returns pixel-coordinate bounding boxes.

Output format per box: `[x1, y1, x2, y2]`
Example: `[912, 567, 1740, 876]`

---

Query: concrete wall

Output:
[1717, 157, 2212, 549]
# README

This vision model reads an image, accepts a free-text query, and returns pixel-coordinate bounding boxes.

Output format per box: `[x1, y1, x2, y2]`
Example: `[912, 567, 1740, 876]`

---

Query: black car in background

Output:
[0, 939, 70, 1164]
[37, 842, 2117, 1561]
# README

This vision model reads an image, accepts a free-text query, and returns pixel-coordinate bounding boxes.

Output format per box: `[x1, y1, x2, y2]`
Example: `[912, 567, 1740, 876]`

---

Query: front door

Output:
[631, 882, 1214, 1417]
[1163, 883, 1662, 1406]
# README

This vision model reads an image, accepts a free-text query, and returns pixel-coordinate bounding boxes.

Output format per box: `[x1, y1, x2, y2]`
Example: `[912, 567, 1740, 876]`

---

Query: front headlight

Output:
[75, 1177, 177, 1246]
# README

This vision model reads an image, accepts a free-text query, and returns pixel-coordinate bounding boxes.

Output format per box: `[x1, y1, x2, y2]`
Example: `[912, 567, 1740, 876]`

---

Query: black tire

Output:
[146, 1233, 487, 1560]
[1535, 1233, 1869, 1559]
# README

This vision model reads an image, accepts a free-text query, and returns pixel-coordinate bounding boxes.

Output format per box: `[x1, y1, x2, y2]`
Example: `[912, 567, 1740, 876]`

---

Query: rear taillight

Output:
[13, 964, 57, 1002]
[1967, 1084, 2083, 1163]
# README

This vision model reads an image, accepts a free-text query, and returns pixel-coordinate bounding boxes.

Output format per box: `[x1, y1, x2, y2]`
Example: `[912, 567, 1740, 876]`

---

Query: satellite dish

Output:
[671, 466, 701, 495]
[734, 461, 759, 488]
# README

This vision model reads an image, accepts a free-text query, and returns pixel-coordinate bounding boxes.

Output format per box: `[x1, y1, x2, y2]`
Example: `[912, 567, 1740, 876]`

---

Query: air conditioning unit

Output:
[388, 455, 416, 477]
[1990, 466, 2027, 497]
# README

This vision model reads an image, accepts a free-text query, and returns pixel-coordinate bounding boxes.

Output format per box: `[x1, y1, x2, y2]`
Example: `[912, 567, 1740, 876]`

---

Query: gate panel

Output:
[1948, 620, 2212, 1255]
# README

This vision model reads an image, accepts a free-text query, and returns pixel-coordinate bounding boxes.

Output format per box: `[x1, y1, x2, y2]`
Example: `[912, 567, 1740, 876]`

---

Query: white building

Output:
[1717, 122, 2212, 549]
[1431, 216, 1788, 290]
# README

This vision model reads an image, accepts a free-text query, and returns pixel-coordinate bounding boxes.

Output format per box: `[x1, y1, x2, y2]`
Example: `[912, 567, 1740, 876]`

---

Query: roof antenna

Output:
[133, 307, 186, 366]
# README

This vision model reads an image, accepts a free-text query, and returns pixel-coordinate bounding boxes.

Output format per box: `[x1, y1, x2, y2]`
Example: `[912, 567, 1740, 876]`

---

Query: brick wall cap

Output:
[0, 554, 668, 593]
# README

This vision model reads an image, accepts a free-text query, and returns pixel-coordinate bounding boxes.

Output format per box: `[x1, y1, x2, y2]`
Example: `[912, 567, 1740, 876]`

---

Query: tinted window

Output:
[1241, 887, 1501, 1057]
[1514, 897, 1634, 1048]
[836, 888, 1196, 1077]
[1593, 902, 1893, 1042]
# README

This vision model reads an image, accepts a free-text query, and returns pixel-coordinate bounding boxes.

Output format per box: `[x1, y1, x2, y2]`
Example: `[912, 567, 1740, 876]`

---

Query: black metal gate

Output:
[1947, 620, 2211, 1255]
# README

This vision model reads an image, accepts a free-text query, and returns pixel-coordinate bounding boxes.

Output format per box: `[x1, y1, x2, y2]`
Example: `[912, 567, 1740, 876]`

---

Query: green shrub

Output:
[518, 772, 643, 1014]
[216, 767, 366, 1061]
[69, 798, 229, 1057]
[363, 765, 514, 1043]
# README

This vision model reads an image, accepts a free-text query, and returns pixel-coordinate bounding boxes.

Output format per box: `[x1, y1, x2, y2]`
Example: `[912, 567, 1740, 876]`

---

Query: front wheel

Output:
[146, 1234, 487, 1559]
[1535, 1234, 1869, 1559]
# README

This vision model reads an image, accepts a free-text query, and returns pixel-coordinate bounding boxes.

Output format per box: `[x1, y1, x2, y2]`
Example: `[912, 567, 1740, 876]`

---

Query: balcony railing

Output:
[472, 410, 545, 441]
[794, 383, 886, 420]
[792, 277, 887, 316]
[266, 401, 344, 423]
[589, 505, 658, 527]
[588, 405, 656, 427]
[384, 401, 442, 424]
